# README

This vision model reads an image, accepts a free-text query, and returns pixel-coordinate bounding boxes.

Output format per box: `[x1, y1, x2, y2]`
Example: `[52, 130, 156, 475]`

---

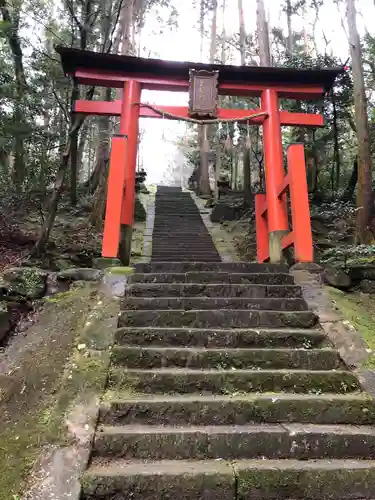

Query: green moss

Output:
[236, 466, 375, 499]
[328, 287, 375, 368]
[106, 266, 134, 276]
[0, 283, 119, 499]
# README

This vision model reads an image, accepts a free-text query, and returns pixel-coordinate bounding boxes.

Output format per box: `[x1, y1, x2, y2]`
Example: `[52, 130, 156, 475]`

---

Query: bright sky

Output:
[138, 0, 375, 184]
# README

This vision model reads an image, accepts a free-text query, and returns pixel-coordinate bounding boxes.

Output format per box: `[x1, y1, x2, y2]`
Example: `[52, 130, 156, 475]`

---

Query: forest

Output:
[0, 0, 374, 271]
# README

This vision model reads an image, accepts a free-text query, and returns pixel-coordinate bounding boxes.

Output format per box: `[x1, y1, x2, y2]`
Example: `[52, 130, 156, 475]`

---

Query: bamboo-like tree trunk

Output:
[197, 0, 214, 197]
[0, 0, 27, 189]
[286, 0, 293, 55]
[256, 0, 271, 65]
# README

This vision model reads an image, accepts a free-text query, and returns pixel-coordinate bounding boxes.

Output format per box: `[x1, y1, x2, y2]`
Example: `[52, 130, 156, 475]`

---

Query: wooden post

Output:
[261, 89, 289, 263]
[101, 135, 128, 258]
[119, 80, 141, 264]
[287, 143, 313, 262]
[255, 194, 269, 262]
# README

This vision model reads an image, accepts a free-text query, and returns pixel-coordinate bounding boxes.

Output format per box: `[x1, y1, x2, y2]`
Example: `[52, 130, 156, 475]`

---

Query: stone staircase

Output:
[151, 186, 221, 262]
[81, 187, 375, 500]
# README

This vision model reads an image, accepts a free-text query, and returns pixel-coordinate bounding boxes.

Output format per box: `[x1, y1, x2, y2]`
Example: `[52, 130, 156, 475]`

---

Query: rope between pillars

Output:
[135, 102, 268, 125]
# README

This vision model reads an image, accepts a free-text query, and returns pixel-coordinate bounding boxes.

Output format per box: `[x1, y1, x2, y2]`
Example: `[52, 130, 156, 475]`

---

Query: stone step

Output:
[151, 254, 221, 260]
[129, 272, 295, 285]
[126, 283, 302, 298]
[121, 297, 308, 311]
[135, 262, 289, 273]
[150, 258, 222, 263]
[118, 309, 317, 329]
[151, 232, 215, 237]
[99, 393, 375, 426]
[93, 423, 375, 460]
[111, 346, 341, 370]
[150, 247, 219, 253]
[151, 243, 219, 249]
[81, 458, 375, 500]
[108, 368, 359, 394]
[114, 327, 326, 348]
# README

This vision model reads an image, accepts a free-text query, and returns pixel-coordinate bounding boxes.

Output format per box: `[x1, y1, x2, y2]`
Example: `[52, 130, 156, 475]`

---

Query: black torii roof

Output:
[56, 46, 344, 93]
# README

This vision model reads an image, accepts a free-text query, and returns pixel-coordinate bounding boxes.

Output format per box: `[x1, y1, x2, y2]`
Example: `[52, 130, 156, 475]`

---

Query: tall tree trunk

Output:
[238, 0, 252, 207]
[34, 89, 93, 255]
[238, 0, 246, 65]
[347, 0, 374, 243]
[332, 93, 341, 192]
[197, 0, 213, 196]
[214, 0, 226, 202]
[199, 0, 204, 60]
[90, 87, 111, 226]
[0, 0, 27, 189]
[286, 0, 293, 55]
[77, 117, 90, 169]
[70, 81, 80, 206]
[341, 158, 358, 201]
[256, 0, 271, 65]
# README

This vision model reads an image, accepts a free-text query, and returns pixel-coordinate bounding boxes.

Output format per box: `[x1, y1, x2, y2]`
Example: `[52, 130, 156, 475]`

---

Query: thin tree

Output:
[256, 0, 271, 66]
[347, 0, 374, 243]
[238, 0, 252, 207]
[197, 0, 212, 196]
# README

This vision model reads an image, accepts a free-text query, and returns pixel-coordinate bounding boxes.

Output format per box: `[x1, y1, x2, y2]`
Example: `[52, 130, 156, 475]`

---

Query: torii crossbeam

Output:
[57, 46, 343, 264]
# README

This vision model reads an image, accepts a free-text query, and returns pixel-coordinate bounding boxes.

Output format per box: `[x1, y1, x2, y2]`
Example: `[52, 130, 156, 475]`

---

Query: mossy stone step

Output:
[81, 459, 235, 500]
[107, 368, 359, 394]
[126, 283, 302, 299]
[99, 393, 375, 426]
[135, 262, 289, 273]
[114, 327, 326, 348]
[121, 297, 308, 311]
[80, 458, 375, 500]
[234, 459, 375, 499]
[151, 255, 221, 262]
[93, 424, 375, 460]
[111, 346, 340, 370]
[118, 309, 317, 329]
[128, 272, 295, 285]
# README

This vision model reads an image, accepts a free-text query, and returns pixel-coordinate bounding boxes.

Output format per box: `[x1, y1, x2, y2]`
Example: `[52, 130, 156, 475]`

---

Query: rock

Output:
[0, 301, 11, 341]
[134, 197, 146, 222]
[93, 257, 122, 269]
[205, 198, 215, 208]
[52, 258, 74, 271]
[1, 267, 48, 299]
[322, 267, 352, 290]
[57, 268, 103, 282]
[359, 280, 375, 294]
[348, 265, 375, 283]
[311, 219, 330, 236]
[290, 262, 323, 274]
[210, 202, 241, 223]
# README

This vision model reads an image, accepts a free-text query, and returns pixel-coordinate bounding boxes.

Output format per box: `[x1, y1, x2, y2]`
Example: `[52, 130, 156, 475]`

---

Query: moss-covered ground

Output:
[0, 283, 117, 499]
[328, 287, 375, 368]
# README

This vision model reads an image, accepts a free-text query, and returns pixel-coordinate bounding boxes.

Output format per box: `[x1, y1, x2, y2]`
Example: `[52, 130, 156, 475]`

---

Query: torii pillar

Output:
[102, 80, 141, 264]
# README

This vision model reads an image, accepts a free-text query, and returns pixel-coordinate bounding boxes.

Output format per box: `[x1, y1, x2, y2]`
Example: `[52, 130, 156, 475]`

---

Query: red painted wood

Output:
[120, 81, 142, 226]
[73, 69, 325, 99]
[74, 100, 324, 127]
[261, 89, 288, 235]
[287, 144, 313, 262]
[102, 135, 128, 258]
[255, 194, 269, 262]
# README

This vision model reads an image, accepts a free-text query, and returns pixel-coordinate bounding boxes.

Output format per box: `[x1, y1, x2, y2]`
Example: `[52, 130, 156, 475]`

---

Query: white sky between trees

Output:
[139, 0, 374, 185]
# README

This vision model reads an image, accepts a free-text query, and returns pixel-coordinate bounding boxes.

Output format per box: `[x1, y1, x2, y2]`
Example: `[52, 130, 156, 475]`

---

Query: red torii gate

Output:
[56, 46, 343, 264]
